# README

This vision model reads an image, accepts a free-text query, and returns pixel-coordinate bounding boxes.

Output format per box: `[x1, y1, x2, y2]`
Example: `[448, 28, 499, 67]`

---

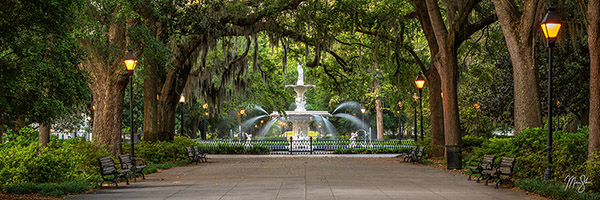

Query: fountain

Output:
[270, 64, 331, 146]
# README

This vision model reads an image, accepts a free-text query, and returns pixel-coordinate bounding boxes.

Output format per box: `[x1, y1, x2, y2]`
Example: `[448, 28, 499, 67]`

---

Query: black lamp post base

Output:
[544, 168, 552, 181]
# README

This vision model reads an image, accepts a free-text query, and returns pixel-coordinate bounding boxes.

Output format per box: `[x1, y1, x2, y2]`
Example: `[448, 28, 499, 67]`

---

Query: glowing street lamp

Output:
[540, 6, 562, 181]
[397, 101, 403, 139]
[179, 95, 185, 137]
[240, 109, 245, 140]
[415, 72, 425, 141]
[202, 103, 208, 140]
[124, 49, 137, 171]
[474, 104, 480, 137]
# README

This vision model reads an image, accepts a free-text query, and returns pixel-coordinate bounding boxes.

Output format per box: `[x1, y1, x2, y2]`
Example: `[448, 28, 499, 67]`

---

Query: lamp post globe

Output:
[179, 95, 185, 137]
[123, 49, 137, 169]
[360, 107, 366, 138]
[240, 109, 245, 140]
[415, 72, 425, 141]
[202, 103, 208, 140]
[540, 6, 562, 181]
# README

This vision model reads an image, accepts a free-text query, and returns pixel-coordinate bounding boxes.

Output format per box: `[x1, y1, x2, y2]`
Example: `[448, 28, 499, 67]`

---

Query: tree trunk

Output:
[191, 113, 198, 139]
[588, 0, 600, 158]
[492, 0, 543, 135]
[426, 65, 445, 157]
[140, 1, 165, 143]
[143, 62, 160, 142]
[39, 123, 50, 148]
[89, 73, 128, 155]
[375, 98, 384, 139]
[157, 36, 203, 141]
[438, 48, 462, 167]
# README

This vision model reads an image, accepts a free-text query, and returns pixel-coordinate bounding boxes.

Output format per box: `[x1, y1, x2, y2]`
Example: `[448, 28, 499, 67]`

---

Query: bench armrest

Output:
[134, 157, 147, 166]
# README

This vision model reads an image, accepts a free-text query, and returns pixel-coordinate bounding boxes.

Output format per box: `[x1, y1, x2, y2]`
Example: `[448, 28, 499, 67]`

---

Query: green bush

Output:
[0, 127, 39, 148]
[197, 141, 270, 154]
[126, 136, 197, 163]
[3, 180, 93, 196]
[0, 138, 110, 188]
[462, 136, 514, 168]
[586, 152, 600, 193]
[515, 178, 600, 200]
[332, 147, 408, 154]
[462, 128, 589, 181]
[512, 128, 588, 180]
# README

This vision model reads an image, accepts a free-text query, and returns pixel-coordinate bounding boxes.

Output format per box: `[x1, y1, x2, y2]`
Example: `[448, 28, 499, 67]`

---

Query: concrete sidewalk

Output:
[68, 156, 540, 200]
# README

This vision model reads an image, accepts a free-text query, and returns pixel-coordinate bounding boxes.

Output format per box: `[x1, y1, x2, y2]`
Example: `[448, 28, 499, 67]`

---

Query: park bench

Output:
[186, 147, 200, 164]
[483, 157, 516, 189]
[118, 154, 147, 182]
[404, 146, 425, 163]
[466, 154, 496, 182]
[192, 146, 208, 163]
[402, 146, 417, 162]
[98, 156, 130, 188]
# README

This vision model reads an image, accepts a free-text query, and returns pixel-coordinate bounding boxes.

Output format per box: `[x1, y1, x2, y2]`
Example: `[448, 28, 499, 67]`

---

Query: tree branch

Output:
[456, 13, 497, 45]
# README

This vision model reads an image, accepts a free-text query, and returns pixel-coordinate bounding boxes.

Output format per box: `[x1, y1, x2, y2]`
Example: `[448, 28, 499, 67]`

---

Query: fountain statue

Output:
[349, 131, 358, 148]
[270, 64, 331, 150]
[297, 64, 304, 85]
[243, 132, 253, 148]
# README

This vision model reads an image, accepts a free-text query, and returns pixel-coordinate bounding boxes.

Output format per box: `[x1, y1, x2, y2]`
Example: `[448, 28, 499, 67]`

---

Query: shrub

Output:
[462, 136, 514, 168]
[515, 178, 600, 200]
[3, 180, 92, 196]
[586, 152, 600, 193]
[125, 136, 197, 163]
[196, 141, 270, 154]
[0, 138, 109, 188]
[0, 127, 38, 148]
[512, 128, 588, 180]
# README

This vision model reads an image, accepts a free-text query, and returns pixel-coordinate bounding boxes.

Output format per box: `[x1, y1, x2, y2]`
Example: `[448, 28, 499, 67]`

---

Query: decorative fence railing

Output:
[196, 138, 415, 154]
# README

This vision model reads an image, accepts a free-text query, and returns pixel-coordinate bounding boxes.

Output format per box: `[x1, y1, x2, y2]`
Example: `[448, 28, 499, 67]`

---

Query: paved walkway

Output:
[68, 155, 539, 200]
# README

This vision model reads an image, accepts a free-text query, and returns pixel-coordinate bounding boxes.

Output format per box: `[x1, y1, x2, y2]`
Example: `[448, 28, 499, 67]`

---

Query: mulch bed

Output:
[0, 193, 60, 200]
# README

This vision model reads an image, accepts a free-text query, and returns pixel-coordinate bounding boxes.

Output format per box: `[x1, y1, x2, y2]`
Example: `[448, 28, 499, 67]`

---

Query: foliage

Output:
[0, 0, 89, 126]
[197, 141, 271, 154]
[586, 152, 600, 193]
[124, 136, 197, 164]
[333, 147, 409, 154]
[462, 136, 514, 167]
[0, 138, 110, 189]
[3, 180, 93, 196]
[512, 128, 588, 180]
[462, 127, 590, 181]
[515, 178, 600, 200]
[0, 127, 39, 148]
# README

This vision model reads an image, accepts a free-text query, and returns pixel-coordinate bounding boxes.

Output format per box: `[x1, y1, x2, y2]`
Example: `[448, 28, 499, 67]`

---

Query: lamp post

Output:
[415, 72, 426, 141]
[179, 95, 185, 137]
[240, 109, 245, 140]
[413, 93, 419, 141]
[474, 104, 480, 137]
[397, 101, 403, 139]
[540, 6, 562, 181]
[360, 107, 366, 139]
[124, 49, 137, 166]
[203, 103, 208, 140]
[317, 123, 322, 137]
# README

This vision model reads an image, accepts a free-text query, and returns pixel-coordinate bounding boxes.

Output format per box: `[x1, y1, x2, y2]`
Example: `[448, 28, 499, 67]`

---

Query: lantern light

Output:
[540, 6, 562, 42]
[415, 72, 426, 90]
[124, 49, 137, 72]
